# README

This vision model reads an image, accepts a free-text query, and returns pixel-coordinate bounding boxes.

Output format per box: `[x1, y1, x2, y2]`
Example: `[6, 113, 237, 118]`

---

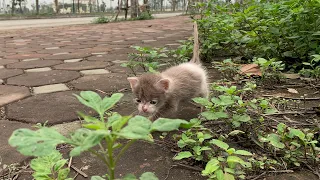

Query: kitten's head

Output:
[127, 73, 170, 115]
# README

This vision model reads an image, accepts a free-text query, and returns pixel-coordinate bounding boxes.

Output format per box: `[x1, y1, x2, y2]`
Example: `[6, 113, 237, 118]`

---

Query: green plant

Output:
[259, 123, 320, 167]
[299, 54, 320, 80]
[254, 57, 285, 84]
[121, 46, 168, 75]
[194, 0, 320, 70]
[134, 12, 153, 20]
[30, 151, 72, 180]
[213, 59, 240, 80]
[93, 16, 111, 24]
[8, 91, 190, 180]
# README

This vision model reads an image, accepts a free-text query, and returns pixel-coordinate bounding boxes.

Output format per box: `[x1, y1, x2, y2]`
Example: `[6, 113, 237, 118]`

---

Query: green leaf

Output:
[8, 127, 68, 157]
[266, 134, 285, 149]
[226, 148, 235, 155]
[102, 93, 123, 112]
[210, 139, 229, 150]
[202, 159, 220, 175]
[232, 114, 250, 122]
[228, 130, 245, 136]
[234, 150, 253, 156]
[58, 168, 70, 180]
[288, 128, 305, 140]
[227, 156, 245, 166]
[173, 151, 193, 160]
[54, 159, 67, 171]
[69, 129, 109, 157]
[277, 123, 286, 133]
[123, 174, 137, 180]
[74, 91, 102, 114]
[215, 169, 224, 180]
[91, 176, 105, 180]
[110, 114, 131, 132]
[201, 111, 229, 120]
[193, 97, 212, 106]
[224, 173, 235, 180]
[224, 168, 235, 174]
[139, 172, 159, 180]
[30, 151, 63, 178]
[151, 118, 189, 132]
[118, 116, 152, 141]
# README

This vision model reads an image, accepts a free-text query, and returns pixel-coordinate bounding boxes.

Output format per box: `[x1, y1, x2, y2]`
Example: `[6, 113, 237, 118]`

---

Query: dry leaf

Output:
[240, 64, 262, 76]
[287, 88, 299, 94]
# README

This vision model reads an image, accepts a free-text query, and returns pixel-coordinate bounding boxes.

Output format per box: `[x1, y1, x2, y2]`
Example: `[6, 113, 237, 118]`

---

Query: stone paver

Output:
[71, 73, 129, 92]
[0, 68, 24, 79]
[24, 67, 52, 72]
[7, 91, 95, 124]
[7, 70, 80, 86]
[80, 69, 110, 75]
[33, 83, 70, 94]
[0, 85, 31, 106]
[7, 60, 63, 69]
[54, 61, 113, 71]
[0, 59, 19, 65]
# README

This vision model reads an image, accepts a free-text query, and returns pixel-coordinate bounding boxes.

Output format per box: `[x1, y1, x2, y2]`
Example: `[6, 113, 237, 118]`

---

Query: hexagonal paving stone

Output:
[6, 60, 63, 69]
[7, 70, 80, 86]
[0, 68, 24, 79]
[0, 121, 34, 164]
[7, 91, 95, 124]
[0, 85, 31, 106]
[71, 73, 129, 92]
[0, 59, 19, 66]
[43, 53, 91, 60]
[54, 61, 113, 71]
[87, 54, 128, 61]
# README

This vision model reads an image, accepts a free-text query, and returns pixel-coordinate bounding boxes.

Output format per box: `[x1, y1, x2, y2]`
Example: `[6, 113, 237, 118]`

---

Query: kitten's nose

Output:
[142, 106, 148, 112]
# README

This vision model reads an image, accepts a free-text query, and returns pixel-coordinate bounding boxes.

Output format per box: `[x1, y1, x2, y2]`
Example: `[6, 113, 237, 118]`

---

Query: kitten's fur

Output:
[127, 22, 208, 120]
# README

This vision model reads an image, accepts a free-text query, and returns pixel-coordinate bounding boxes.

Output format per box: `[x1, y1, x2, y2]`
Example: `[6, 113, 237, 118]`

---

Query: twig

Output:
[274, 84, 306, 89]
[71, 165, 88, 178]
[250, 172, 266, 180]
[262, 95, 320, 101]
[95, 89, 108, 94]
[263, 111, 317, 116]
[173, 163, 203, 172]
[164, 166, 174, 180]
[267, 170, 294, 173]
[68, 157, 72, 168]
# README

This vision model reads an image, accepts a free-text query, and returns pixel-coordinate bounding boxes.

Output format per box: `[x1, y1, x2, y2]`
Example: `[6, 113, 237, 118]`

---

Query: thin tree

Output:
[54, 0, 59, 13]
[35, 0, 39, 14]
[11, 0, 15, 15]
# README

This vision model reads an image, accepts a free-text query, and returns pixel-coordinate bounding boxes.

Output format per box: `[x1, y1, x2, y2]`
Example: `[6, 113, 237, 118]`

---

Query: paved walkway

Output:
[0, 12, 183, 30]
[0, 16, 196, 177]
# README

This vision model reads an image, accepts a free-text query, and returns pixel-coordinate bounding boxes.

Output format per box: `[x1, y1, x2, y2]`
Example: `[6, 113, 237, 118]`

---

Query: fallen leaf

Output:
[287, 88, 299, 94]
[240, 64, 262, 76]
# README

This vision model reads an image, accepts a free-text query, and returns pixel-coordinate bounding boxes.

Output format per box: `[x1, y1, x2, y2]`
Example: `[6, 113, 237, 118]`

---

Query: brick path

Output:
[0, 16, 202, 178]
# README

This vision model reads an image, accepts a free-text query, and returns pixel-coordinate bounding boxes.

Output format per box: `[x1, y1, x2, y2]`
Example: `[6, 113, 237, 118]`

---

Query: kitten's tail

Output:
[190, 21, 201, 65]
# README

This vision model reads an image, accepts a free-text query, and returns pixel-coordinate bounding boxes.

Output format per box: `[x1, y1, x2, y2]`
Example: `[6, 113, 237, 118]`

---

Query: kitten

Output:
[127, 22, 208, 120]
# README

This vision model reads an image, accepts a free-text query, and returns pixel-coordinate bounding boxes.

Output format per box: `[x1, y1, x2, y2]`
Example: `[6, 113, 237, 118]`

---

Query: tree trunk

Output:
[19, 1, 22, 13]
[124, 0, 128, 19]
[54, 0, 59, 13]
[115, 0, 121, 20]
[11, 0, 15, 15]
[160, 0, 163, 11]
[72, 0, 75, 13]
[96, 0, 99, 12]
[35, 0, 39, 14]
[130, 0, 137, 18]
[172, 0, 176, 11]
[77, 0, 80, 13]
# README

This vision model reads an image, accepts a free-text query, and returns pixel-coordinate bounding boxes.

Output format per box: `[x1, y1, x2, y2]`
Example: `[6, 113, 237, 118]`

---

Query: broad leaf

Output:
[227, 156, 245, 166]
[234, 150, 253, 156]
[139, 172, 159, 180]
[201, 111, 228, 120]
[151, 118, 189, 132]
[224, 173, 235, 180]
[69, 129, 109, 156]
[117, 116, 152, 141]
[193, 97, 213, 106]
[202, 159, 220, 175]
[102, 93, 123, 112]
[232, 114, 250, 122]
[74, 91, 102, 114]
[173, 151, 193, 160]
[91, 176, 105, 180]
[210, 139, 229, 150]
[123, 174, 137, 180]
[266, 133, 285, 149]
[228, 130, 245, 136]
[8, 127, 68, 157]
[288, 128, 305, 140]
[215, 169, 224, 180]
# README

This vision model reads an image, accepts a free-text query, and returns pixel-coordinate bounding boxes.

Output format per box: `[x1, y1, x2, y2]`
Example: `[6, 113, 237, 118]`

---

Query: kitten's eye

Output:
[135, 99, 141, 103]
[150, 100, 157, 105]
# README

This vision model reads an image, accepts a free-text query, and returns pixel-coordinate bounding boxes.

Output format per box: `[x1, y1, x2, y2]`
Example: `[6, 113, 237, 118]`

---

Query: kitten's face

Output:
[127, 74, 169, 115]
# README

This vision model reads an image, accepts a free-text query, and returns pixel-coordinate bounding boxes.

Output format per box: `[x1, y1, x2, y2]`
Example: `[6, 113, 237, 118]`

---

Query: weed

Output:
[299, 54, 320, 80]
[134, 12, 153, 20]
[93, 16, 111, 24]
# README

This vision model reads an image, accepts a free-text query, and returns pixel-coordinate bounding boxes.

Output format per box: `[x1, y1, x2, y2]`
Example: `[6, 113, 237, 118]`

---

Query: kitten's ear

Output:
[127, 77, 139, 90]
[156, 78, 170, 92]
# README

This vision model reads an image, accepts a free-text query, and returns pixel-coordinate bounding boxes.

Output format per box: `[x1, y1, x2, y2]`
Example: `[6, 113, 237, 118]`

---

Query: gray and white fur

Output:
[127, 22, 208, 120]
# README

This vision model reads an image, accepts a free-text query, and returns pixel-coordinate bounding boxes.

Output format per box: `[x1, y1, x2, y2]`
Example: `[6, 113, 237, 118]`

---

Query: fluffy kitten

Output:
[127, 22, 208, 120]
